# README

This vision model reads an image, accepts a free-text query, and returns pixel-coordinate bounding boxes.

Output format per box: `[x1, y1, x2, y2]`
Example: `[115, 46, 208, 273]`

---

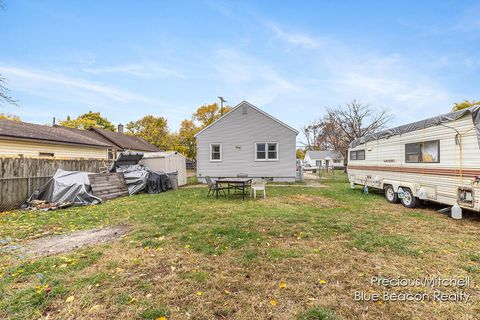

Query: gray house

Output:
[195, 101, 298, 182]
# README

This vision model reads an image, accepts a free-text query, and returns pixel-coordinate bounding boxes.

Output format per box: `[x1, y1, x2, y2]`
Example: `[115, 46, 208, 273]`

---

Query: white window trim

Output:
[254, 142, 279, 161]
[210, 143, 222, 162]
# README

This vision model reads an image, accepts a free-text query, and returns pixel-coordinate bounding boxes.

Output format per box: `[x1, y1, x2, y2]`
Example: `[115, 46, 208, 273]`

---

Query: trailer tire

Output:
[384, 185, 398, 203]
[400, 188, 417, 208]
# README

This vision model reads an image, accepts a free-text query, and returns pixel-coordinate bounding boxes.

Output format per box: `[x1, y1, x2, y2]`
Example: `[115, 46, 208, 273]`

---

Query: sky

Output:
[0, 0, 479, 134]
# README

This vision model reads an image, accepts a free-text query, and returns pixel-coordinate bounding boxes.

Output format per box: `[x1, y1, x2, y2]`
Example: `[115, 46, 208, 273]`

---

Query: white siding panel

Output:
[196, 104, 296, 179]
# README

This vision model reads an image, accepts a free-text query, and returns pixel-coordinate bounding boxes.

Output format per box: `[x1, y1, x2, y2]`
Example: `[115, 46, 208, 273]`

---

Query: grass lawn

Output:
[1, 174, 479, 319]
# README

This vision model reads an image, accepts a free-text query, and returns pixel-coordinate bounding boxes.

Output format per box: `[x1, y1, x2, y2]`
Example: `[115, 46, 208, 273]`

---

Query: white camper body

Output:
[347, 107, 480, 211]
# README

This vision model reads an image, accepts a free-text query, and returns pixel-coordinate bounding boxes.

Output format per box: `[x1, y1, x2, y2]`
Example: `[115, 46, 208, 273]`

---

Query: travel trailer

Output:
[347, 106, 480, 212]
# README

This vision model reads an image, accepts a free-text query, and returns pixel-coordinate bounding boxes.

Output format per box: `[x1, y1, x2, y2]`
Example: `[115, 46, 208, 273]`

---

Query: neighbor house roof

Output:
[56, 126, 115, 146]
[0, 119, 112, 148]
[194, 100, 299, 137]
[88, 127, 162, 152]
[306, 150, 343, 160]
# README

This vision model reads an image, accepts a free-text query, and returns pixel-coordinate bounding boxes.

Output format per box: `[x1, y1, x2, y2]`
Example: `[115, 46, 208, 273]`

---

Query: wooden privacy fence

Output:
[0, 157, 108, 212]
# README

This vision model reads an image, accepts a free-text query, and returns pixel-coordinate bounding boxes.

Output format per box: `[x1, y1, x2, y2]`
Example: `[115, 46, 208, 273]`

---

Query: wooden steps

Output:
[89, 172, 129, 201]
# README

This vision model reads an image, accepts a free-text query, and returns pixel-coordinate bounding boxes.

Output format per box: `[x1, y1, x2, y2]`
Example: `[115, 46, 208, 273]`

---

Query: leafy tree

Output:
[192, 103, 231, 127]
[60, 111, 115, 131]
[169, 102, 232, 159]
[126, 115, 171, 149]
[0, 113, 20, 121]
[452, 100, 480, 111]
[296, 149, 305, 159]
[175, 119, 199, 159]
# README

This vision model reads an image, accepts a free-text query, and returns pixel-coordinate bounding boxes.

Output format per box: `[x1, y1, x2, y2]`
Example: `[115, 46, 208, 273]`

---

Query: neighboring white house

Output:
[140, 151, 188, 186]
[195, 101, 298, 182]
[304, 150, 344, 168]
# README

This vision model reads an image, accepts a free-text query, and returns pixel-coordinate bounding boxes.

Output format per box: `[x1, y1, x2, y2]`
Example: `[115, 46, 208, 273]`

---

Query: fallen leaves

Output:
[89, 305, 101, 312]
[270, 299, 278, 306]
[279, 281, 287, 289]
[65, 296, 75, 303]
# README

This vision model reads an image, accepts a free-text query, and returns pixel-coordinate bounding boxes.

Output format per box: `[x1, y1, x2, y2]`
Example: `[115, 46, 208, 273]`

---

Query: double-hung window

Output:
[210, 143, 222, 161]
[256, 142, 278, 160]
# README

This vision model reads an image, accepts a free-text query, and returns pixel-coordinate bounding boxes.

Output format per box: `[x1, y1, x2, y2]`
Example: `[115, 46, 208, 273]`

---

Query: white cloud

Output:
[0, 65, 153, 104]
[264, 21, 323, 49]
[212, 48, 303, 105]
[83, 63, 185, 79]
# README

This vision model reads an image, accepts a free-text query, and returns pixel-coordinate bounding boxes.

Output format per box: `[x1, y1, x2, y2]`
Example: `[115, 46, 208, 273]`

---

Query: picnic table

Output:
[216, 178, 252, 200]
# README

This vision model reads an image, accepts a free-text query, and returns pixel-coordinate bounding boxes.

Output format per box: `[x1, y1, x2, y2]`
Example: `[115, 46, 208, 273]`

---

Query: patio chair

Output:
[234, 173, 250, 193]
[205, 176, 225, 197]
[251, 179, 267, 199]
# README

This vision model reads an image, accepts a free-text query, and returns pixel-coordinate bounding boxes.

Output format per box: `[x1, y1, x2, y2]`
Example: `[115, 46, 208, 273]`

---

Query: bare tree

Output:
[327, 100, 391, 146]
[0, 1, 18, 107]
[300, 120, 321, 150]
[300, 115, 347, 151]
[0, 77, 18, 106]
[301, 100, 392, 156]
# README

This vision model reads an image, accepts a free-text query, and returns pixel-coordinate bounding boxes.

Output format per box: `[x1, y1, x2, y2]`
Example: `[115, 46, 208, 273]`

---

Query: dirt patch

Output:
[20, 225, 130, 257]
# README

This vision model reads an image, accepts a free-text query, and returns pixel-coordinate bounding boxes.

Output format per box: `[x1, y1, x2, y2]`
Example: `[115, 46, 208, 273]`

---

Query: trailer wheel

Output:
[384, 185, 398, 203]
[400, 188, 417, 208]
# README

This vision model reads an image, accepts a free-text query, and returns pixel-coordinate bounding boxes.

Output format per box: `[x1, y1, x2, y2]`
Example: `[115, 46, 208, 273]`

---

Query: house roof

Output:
[306, 150, 343, 160]
[56, 126, 115, 146]
[88, 127, 162, 152]
[194, 100, 299, 137]
[0, 119, 112, 148]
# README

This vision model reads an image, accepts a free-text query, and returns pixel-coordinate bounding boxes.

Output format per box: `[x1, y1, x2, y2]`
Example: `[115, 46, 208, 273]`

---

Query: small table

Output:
[216, 178, 252, 200]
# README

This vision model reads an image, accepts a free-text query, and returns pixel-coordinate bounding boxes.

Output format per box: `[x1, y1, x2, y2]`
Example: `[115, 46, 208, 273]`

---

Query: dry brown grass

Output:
[1, 177, 480, 319]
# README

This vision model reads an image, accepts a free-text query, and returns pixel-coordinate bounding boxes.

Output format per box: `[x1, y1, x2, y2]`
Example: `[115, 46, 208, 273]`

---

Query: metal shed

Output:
[139, 151, 187, 186]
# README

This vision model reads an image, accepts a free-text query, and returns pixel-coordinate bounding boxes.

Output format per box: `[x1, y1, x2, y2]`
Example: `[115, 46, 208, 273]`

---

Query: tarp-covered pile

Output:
[110, 152, 170, 195]
[24, 152, 171, 211]
[25, 169, 101, 210]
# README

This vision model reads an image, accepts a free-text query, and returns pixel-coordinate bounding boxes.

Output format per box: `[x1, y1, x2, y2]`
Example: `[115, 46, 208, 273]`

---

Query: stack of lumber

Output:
[89, 172, 129, 201]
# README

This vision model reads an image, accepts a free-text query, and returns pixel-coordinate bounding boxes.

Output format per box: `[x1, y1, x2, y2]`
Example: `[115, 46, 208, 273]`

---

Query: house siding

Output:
[196, 103, 297, 181]
[0, 138, 108, 159]
[304, 152, 344, 168]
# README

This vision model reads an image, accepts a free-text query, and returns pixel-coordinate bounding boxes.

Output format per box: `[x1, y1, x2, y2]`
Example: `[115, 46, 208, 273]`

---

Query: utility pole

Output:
[218, 96, 227, 116]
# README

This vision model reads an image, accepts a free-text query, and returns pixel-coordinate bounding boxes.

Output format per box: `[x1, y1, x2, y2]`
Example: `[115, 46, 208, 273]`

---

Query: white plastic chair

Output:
[251, 180, 266, 199]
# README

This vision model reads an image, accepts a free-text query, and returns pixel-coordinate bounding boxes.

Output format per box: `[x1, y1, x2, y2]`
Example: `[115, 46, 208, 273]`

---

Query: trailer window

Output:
[350, 150, 365, 161]
[405, 140, 439, 163]
[357, 150, 365, 160]
[350, 151, 357, 160]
